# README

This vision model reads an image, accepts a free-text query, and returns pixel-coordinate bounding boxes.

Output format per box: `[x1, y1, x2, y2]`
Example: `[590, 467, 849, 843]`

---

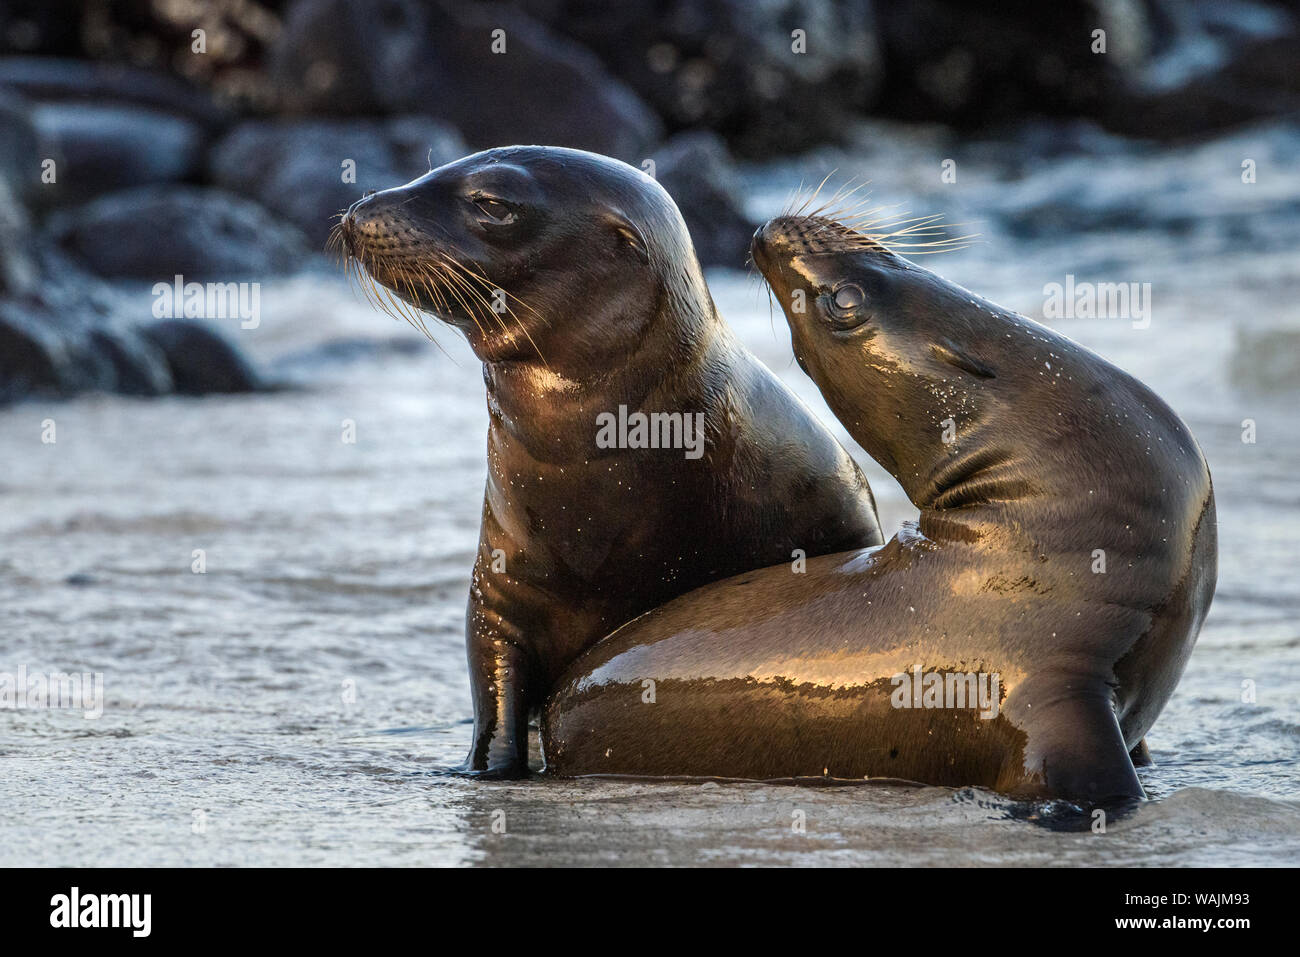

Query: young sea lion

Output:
[542, 211, 1217, 804]
[337, 149, 884, 777]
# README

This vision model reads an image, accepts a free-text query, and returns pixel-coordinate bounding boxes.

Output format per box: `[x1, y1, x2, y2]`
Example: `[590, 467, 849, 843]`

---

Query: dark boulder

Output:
[0, 294, 174, 402]
[269, 0, 663, 159]
[0, 177, 38, 299]
[46, 186, 310, 280]
[141, 319, 262, 395]
[871, 0, 1127, 128]
[0, 245, 270, 405]
[0, 301, 64, 402]
[516, 0, 882, 157]
[0, 56, 232, 129]
[31, 102, 208, 205]
[87, 324, 175, 397]
[0, 89, 42, 208]
[869, 0, 1300, 140]
[0, 92, 40, 297]
[210, 116, 466, 248]
[651, 132, 755, 268]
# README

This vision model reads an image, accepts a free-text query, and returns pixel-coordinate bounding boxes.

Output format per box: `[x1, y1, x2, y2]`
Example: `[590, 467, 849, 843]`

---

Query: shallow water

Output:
[2, 123, 1298, 866]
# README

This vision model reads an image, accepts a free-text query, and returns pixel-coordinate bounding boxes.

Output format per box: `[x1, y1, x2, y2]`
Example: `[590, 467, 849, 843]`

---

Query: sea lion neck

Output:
[820, 384, 1044, 542]
[480, 285, 727, 447]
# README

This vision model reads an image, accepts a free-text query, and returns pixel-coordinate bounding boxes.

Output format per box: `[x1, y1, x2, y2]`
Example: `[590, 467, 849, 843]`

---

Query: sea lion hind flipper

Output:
[996, 685, 1144, 806]
[1129, 737, 1155, 767]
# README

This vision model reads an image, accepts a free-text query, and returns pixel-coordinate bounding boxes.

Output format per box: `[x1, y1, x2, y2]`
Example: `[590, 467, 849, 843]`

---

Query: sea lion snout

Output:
[339, 188, 427, 261]
[749, 218, 788, 268]
[750, 215, 829, 271]
[751, 217, 812, 299]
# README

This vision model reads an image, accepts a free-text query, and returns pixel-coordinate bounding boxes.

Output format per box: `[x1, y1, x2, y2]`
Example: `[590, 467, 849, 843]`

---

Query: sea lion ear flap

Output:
[931, 339, 996, 379]
[605, 210, 650, 265]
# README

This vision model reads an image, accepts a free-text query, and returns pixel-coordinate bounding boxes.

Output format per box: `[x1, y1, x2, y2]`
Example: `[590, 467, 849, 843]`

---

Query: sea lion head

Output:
[752, 213, 1037, 508]
[336, 146, 710, 370]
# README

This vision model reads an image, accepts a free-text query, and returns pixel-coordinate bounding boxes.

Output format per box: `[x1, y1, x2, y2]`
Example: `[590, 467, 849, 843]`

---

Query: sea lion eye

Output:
[472, 196, 517, 225]
[822, 282, 868, 330]
[833, 283, 864, 310]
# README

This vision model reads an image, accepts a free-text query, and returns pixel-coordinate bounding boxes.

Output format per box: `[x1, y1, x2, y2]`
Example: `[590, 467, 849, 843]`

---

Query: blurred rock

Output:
[0, 89, 42, 206]
[31, 102, 208, 205]
[0, 92, 41, 297]
[0, 0, 84, 57]
[0, 297, 261, 402]
[872, 1, 1128, 129]
[142, 319, 263, 394]
[517, 0, 882, 157]
[1103, 0, 1300, 139]
[0, 301, 65, 402]
[86, 323, 176, 396]
[651, 132, 755, 268]
[0, 244, 269, 404]
[0, 268, 173, 402]
[268, 0, 382, 114]
[210, 116, 466, 248]
[0, 56, 232, 129]
[870, 0, 1300, 140]
[0, 0, 294, 113]
[270, 0, 662, 159]
[0, 181, 37, 297]
[46, 186, 309, 280]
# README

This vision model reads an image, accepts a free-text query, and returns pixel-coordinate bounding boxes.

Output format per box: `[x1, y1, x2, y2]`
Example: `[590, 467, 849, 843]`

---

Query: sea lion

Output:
[336, 148, 885, 777]
[542, 211, 1217, 804]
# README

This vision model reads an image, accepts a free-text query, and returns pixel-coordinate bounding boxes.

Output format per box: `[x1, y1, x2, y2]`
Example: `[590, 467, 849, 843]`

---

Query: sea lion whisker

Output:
[436, 257, 509, 336]
[809, 178, 872, 221]
[436, 262, 495, 340]
[442, 257, 550, 364]
[383, 262, 458, 356]
[414, 257, 482, 334]
[783, 211, 977, 257]
[384, 256, 459, 342]
[413, 257, 458, 317]
[388, 273, 432, 337]
[448, 256, 549, 325]
[781, 177, 808, 218]
[418, 228, 550, 333]
[369, 257, 438, 340]
[794, 170, 838, 218]
[406, 261, 451, 337]
[391, 263, 431, 331]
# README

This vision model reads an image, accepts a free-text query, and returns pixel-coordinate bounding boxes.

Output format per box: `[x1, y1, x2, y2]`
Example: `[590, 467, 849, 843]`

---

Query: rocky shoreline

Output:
[0, 0, 1296, 403]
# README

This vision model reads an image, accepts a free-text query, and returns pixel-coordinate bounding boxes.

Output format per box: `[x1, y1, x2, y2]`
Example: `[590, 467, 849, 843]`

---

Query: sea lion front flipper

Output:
[1129, 737, 1155, 767]
[997, 682, 1144, 805]
[459, 630, 533, 779]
